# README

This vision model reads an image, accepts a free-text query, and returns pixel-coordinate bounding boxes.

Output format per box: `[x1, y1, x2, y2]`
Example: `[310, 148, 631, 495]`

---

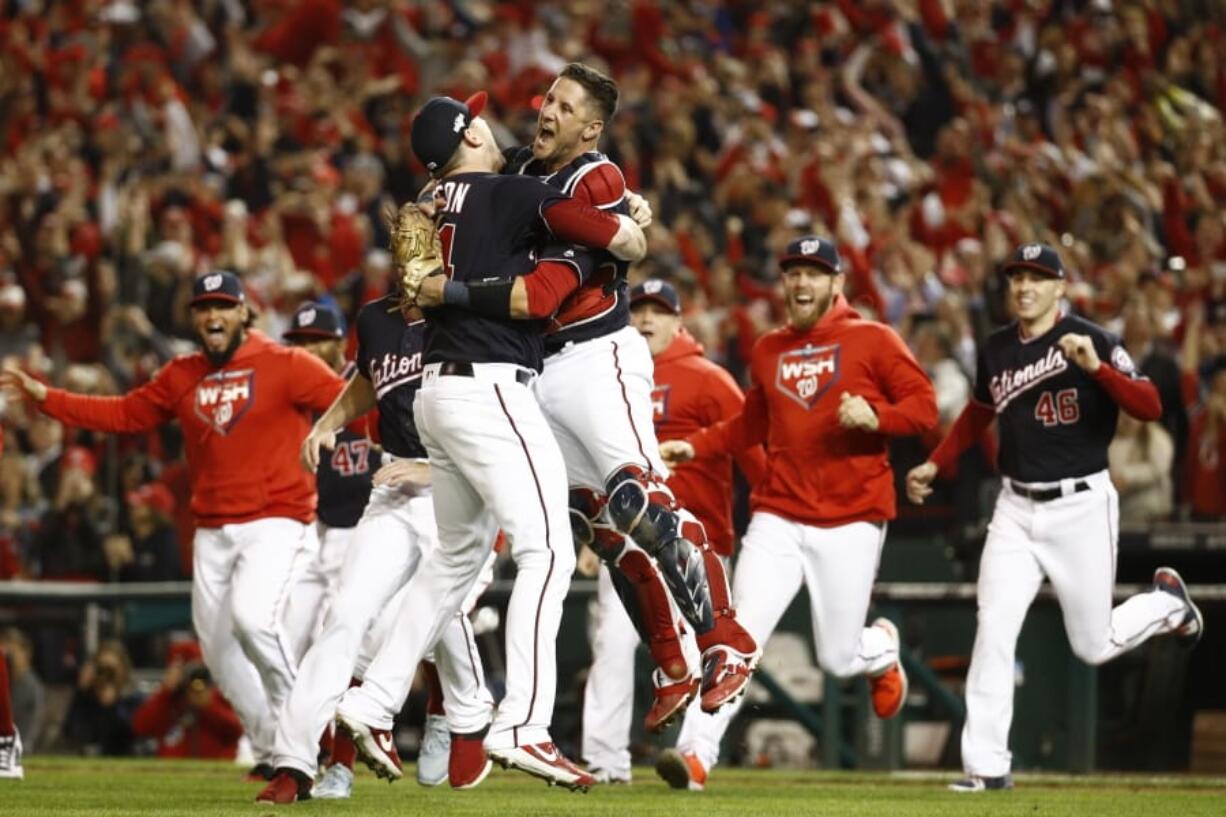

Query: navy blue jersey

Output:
[356, 296, 428, 459]
[505, 147, 632, 353]
[315, 362, 374, 529]
[426, 172, 570, 370]
[973, 314, 1148, 482]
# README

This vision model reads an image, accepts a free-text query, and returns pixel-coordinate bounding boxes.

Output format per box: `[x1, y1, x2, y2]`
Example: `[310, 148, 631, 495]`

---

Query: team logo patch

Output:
[297, 307, 316, 327]
[651, 384, 670, 423]
[202, 273, 223, 292]
[776, 344, 840, 409]
[800, 238, 822, 256]
[1022, 243, 1042, 260]
[644, 279, 665, 295]
[194, 369, 255, 435]
[1111, 345, 1136, 375]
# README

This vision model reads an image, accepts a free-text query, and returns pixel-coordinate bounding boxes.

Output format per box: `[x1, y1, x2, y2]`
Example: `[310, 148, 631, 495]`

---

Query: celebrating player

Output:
[257, 293, 496, 803]
[1, 272, 345, 774]
[579, 279, 768, 783]
[906, 243, 1204, 793]
[334, 91, 647, 793]
[420, 63, 763, 726]
[658, 237, 937, 790]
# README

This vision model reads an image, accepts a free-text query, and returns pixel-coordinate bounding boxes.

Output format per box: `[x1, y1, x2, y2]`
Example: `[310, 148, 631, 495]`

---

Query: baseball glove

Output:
[389, 202, 443, 308]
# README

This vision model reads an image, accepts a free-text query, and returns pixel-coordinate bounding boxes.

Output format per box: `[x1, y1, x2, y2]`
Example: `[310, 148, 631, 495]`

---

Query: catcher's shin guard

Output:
[610, 550, 688, 680]
[605, 466, 716, 636]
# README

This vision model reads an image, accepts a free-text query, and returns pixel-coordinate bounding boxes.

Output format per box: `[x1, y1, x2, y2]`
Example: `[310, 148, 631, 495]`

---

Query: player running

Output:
[658, 237, 937, 790]
[334, 91, 647, 793]
[257, 293, 496, 803]
[906, 243, 1204, 792]
[1, 272, 345, 774]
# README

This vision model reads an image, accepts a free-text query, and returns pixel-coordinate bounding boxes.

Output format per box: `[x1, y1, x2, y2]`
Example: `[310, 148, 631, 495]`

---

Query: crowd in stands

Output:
[1, 0, 1225, 726]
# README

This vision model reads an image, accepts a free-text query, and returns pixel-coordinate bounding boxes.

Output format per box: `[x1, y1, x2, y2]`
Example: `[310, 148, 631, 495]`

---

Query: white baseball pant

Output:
[272, 481, 494, 776]
[192, 517, 317, 762]
[284, 523, 353, 663]
[339, 363, 574, 750]
[961, 470, 1188, 777]
[674, 513, 896, 771]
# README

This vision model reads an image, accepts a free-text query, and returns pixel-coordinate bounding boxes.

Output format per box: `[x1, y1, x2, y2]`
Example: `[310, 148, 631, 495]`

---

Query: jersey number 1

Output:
[1034, 389, 1080, 427]
[437, 223, 456, 279]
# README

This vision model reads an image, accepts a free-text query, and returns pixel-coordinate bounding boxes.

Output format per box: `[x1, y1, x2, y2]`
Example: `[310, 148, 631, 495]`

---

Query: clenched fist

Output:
[905, 461, 939, 505]
[1057, 333, 1100, 372]
[659, 440, 695, 467]
[837, 392, 879, 431]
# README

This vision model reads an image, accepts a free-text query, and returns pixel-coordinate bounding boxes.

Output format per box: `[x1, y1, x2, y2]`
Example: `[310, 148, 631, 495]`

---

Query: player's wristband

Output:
[466, 280, 515, 317]
[442, 280, 471, 307]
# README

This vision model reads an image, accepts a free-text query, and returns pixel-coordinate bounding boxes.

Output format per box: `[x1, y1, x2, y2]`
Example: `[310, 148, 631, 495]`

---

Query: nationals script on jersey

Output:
[973, 314, 1148, 482]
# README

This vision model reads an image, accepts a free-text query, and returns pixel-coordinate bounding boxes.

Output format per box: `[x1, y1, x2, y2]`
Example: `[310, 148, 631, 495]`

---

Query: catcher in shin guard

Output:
[578, 466, 759, 716]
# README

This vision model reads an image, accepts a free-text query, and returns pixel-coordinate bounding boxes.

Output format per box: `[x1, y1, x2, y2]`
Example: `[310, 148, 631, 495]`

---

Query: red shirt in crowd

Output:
[690, 296, 938, 528]
[131, 687, 243, 759]
[39, 331, 344, 528]
[651, 329, 768, 556]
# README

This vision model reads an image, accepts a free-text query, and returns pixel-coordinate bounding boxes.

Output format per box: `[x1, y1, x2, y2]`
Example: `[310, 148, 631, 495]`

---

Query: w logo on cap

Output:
[298, 308, 316, 327]
[644, 280, 664, 294]
[800, 238, 822, 256]
[1022, 244, 1042, 261]
[203, 273, 223, 291]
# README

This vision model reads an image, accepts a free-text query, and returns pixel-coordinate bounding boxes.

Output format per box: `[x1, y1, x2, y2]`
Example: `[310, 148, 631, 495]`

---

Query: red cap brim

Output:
[465, 91, 488, 119]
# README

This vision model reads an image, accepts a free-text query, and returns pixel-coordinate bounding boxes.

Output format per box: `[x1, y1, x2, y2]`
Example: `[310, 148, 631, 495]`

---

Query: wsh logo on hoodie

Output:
[194, 369, 255, 434]
[775, 344, 840, 409]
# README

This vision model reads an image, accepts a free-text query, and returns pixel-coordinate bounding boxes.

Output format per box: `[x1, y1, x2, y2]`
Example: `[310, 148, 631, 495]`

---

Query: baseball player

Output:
[427, 63, 761, 726]
[658, 237, 937, 790]
[906, 243, 1204, 793]
[0, 647, 20, 780]
[1, 272, 345, 774]
[333, 91, 647, 793]
[257, 293, 496, 803]
[578, 279, 769, 783]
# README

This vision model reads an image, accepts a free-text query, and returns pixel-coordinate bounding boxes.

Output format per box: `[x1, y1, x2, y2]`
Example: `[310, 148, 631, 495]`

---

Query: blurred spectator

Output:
[61, 640, 141, 756]
[0, 281, 38, 361]
[103, 483, 182, 582]
[1109, 416, 1175, 524]
[131, 641, 242, 760]
[30, 445, 107, 581]
[0, 628, 44, 753]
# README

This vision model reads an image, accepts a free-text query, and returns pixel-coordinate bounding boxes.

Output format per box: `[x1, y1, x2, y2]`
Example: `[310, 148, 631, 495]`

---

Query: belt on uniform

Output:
[1009, 480, 1090, 502]
[438, 361, 534, 386]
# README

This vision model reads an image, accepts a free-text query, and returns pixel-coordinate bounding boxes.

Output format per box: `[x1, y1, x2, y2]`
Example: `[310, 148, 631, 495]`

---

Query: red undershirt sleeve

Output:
[1093, 364, 1162, 421]
[930, 400, 996, 475]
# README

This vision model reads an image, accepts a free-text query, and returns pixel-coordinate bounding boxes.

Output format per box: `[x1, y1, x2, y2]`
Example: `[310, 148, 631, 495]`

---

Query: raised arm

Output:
[2, 365, 176, 434]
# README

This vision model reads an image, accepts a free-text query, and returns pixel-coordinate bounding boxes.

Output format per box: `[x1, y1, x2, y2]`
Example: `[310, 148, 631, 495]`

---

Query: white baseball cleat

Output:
[416, 714, 450, 787]
[0, 730, 23, 780]
[948, 774, 1013, 793]
[335, 709, 403, 781]
[588, 767, 631, 784]
[487, 743, 596, 792]
[312, 763, 353, 799]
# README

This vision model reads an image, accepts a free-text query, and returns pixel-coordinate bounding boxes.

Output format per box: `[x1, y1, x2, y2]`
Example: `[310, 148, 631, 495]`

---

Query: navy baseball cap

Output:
[190, 271, 245, 307]
[779, 235, 841, 273]
[411, 92, 488, 176]
[630, 279, 681, 314]
[283, 302, 344, 341]
[1002, 242, 1065, 278]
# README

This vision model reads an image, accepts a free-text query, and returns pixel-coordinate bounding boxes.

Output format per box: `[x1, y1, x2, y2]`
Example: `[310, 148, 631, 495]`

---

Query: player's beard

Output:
[789, 290, 833, 331]
[201, 328, 245, 368]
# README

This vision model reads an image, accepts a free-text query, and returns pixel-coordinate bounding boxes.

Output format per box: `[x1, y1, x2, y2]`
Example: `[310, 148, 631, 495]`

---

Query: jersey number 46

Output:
[1034, 388, 1080, 427]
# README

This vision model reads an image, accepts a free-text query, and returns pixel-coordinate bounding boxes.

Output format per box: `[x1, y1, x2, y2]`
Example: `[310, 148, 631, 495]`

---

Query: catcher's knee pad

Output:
[605, 465, 680, 553]
[568, 487, 624, 562]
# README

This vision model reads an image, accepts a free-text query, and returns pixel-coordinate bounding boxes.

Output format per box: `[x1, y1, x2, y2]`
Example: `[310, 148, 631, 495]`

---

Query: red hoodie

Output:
[651, 329, 768, 556]
[40, 331, 344, 528]
[690, 297, 937, 528]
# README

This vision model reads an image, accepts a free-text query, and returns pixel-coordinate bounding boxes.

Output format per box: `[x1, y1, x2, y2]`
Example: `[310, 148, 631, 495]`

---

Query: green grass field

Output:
[5, 758, 1225, 817]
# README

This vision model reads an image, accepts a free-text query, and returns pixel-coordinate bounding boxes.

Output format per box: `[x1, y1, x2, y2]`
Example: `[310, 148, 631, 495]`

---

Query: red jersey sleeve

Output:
[195, 691, 244, 742]
[690, 381, 769, 458]
[284, 348, 346, 413]
[570, 162, 627, 209]
[41, 363, 182, 433]
[522, 260, 586, 318]
[540, 198, 620, 248]
[869, 328, 939, 436]
[1092, 362, 1162, 421]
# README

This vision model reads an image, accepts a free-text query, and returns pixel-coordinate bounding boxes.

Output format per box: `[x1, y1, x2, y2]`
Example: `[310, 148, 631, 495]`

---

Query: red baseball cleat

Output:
[254, 769, 312, 803]
[335, 710, 403, 781]
[488, 742, 595, 792]
[698, 645, 759, 713]
[449, 729, 493, 789]
[645, 671, 699, 733]
[869, 618, 908, 719]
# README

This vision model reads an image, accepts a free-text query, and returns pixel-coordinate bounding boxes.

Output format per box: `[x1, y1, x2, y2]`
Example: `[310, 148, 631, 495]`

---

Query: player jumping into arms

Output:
[576, 279, 768, 783]
[257, 291, 496, 803]
[658, 237, 937, 790]
[334, 91, 647, 793]
[1, 273, 345, 776]
[419, 63, 763, 734]
[906, 243, 1204, 792]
